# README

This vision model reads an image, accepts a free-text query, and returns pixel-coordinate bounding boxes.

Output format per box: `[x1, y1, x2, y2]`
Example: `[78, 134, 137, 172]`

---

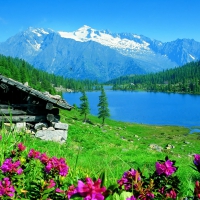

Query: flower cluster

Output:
[118, 169, 141, 191]
[159, 187, 177, 199]
[116, 157, 180, 199]
[54, 177, 107, 200]
[28, 148, 41, 159]
[76, 177, 106, 200]
[28, 149, 69, 177]
[155, 159, 176, 176]
[45, 157, 69, 176]
[0, 158, 23, 175]
[0, 177, 15, 198]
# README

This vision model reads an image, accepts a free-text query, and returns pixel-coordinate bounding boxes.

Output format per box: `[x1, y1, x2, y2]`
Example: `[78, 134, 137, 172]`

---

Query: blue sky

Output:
[0, 0, 200, 42]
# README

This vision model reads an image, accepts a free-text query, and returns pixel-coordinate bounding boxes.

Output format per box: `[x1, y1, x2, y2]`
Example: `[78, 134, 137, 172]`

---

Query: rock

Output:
[3, 123, 15, 131]
[15, 122, 26, 131]
[149, 144, 163, 152]
[24, 82, 29, 86]
[26, 129, 31, 134]
[53, 122, 68, 130]
[165, 144, 175, 149]
[47, 127, 55, 131]
[34, 122, 48, 130]
[35, 130, 67, 144]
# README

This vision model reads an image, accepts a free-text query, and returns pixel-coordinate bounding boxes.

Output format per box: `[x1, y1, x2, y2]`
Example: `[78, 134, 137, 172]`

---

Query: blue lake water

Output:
[63, 90, 200, 130]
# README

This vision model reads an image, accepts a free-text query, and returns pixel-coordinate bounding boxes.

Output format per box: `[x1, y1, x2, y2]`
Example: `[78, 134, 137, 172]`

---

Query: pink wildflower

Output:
[118, 169, 141, 191]
[17, 142, 26, 151]
[39, 153, 49, 164]
[66, 185, 77, 199]
[55, 188, 65, 193]
[0, 158, 23, 175]
[126, 195, 137, 200]
[44, 157, 69, 176]
[158, 187, 165, 194]
[138, 192, 154, 200]
[194, 181, 200, 198]
[155, 160, 176, 176]
[0, 135, 2, 140]
[166, 189, 177, 199]
[194, 154, 200, 171]
[28, 149, 41, 159]
[76, 177, 106, 200]
[0, 177, 15, 197]
[46, 179, 56, 189]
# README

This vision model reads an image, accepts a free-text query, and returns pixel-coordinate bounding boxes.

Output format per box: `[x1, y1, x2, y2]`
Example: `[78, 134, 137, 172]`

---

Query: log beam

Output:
[0, 109, 27, 115]
[0, 115, 47, 122]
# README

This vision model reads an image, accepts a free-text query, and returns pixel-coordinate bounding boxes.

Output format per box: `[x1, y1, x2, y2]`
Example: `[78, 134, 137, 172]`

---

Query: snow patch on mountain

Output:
[59, 25, 150, 51]
[30, 27, 50, 36]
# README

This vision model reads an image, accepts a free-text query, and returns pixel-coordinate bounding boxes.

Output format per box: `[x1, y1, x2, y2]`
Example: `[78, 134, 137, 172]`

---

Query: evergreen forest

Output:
[0, 54, 100, 94]
[107, 61, 200, 94]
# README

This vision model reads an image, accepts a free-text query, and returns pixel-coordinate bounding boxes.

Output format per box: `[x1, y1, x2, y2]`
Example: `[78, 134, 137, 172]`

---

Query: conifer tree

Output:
[98, 86, 110, 126]
[79, 90, 90, 122]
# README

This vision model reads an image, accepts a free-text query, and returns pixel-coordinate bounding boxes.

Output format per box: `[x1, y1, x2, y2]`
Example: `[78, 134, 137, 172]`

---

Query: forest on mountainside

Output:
[107, 61, 200, 94]
[0, 54, 100, 94]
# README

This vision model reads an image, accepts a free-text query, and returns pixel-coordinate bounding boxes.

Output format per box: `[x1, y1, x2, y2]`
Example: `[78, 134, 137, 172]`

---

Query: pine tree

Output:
[98, 86, 110, 126]
[79, 90, 90, 122]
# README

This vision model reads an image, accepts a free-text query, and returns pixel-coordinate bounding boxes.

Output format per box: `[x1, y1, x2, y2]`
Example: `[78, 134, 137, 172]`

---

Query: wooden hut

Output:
[0, 74, 72, 124]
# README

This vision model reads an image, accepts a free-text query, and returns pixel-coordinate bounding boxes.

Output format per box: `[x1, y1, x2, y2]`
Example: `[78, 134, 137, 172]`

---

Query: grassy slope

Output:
[1, 108, 200, 197]
[59, 108, 200, 197]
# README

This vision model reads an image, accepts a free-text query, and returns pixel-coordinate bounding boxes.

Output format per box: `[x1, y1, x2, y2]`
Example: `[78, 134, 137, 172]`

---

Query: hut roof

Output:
[0, 74, 73, 110]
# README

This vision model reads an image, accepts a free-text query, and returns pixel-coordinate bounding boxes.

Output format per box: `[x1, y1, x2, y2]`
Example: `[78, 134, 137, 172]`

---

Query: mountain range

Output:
[0, 25, 200, 82]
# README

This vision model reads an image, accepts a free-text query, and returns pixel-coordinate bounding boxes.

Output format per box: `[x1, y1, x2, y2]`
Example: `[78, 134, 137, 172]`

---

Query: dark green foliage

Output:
[108, 61, 200, 94]
[79, 90, 90, 122]
[0, 54, 100, 94]
[98, 86, 110, 125]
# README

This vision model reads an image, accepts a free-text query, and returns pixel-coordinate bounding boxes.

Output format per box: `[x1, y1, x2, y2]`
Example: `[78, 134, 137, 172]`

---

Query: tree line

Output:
[0, 54, 101, 95]
[107, 61, 200, 94]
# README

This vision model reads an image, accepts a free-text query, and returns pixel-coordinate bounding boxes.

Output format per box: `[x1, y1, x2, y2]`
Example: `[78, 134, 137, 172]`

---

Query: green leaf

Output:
[111, 192, 120, 200]
[108, 184, 119, 191]
[119, 191, 133, 200]
[70, 193, 82, 199]
[42, 187, 55, 195]
[99, 170, 107, 187]
[41, 193, 49, 200]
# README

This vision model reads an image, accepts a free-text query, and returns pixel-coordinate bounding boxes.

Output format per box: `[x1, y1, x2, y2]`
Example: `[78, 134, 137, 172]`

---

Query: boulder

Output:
[35, 130, 67, 144]
[53, 122, 69, 130]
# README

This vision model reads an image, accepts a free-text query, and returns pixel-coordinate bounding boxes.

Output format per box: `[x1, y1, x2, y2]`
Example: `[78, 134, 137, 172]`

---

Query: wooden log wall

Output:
[0, 103, 60, 123]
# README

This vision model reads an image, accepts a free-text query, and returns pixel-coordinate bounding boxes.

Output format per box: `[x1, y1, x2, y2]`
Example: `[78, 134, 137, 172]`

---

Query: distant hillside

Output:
[0, 54, 100, 94]
[106, 61, 200, 94]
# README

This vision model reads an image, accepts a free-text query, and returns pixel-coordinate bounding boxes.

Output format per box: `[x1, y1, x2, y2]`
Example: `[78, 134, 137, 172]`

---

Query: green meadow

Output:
[1, 108, 200, 198]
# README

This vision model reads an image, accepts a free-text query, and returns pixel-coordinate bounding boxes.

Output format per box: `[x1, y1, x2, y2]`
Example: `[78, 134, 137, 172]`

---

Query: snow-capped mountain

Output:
[0, 25, 200, 81]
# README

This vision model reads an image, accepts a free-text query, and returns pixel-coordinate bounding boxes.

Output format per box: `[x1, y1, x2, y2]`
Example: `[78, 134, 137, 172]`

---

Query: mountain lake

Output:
[63, 89, 200, 133]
